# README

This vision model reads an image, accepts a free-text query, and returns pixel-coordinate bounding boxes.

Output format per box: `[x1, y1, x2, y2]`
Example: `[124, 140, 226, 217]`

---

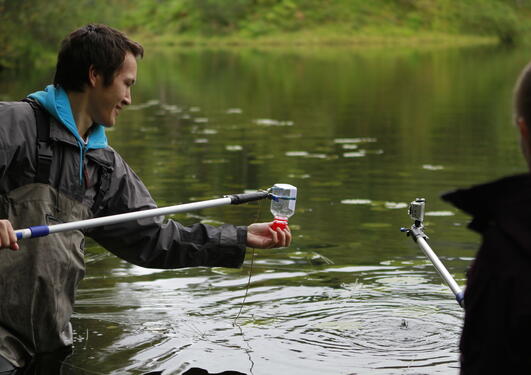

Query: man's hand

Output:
[0, 220, 19, 251]
[247, 222, 292, 249]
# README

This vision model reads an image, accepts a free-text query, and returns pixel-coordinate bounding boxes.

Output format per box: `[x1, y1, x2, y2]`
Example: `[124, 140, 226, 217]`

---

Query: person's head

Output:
[54, 24, 144, 127]
[54, 24, 143, 92]
[514, 61, 531, 171]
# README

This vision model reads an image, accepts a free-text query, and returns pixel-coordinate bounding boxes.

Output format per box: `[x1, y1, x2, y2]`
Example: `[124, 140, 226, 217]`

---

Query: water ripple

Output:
[72, 263, 463, 374]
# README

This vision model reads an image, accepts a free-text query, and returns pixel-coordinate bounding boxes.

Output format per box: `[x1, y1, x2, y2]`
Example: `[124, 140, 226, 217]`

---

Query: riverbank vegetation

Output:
[1, 0, 531, 69]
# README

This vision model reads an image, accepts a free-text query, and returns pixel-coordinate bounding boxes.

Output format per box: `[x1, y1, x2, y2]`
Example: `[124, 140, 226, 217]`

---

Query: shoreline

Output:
[134, 29, 500, 50]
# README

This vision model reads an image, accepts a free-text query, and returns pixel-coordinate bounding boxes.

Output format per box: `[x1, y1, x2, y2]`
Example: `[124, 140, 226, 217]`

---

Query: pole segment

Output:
[401, 198, 464, 308]
[416, 236, 464, 305]
[16, 191, 270, 240]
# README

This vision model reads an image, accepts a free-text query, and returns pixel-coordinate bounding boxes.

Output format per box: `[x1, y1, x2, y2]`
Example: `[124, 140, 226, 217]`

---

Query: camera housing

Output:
[408, 198, 425, 223]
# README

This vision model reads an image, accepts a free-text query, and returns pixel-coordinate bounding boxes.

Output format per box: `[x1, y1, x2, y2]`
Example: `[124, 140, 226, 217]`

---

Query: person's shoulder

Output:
[103, 146, 144, 180]
[0, 100, 32, 113]
[0, 100, 35, 129]
[99, 145, 122, 164]
[88, 145, 130, 171]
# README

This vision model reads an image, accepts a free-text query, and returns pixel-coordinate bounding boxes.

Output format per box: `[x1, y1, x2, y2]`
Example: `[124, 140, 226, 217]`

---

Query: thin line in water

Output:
[233, 198, 265, 323]
[232, 199, 266, 374]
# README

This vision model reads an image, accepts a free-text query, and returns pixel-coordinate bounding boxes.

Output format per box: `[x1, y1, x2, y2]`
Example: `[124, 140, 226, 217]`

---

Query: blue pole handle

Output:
[16, 225, 50, 240]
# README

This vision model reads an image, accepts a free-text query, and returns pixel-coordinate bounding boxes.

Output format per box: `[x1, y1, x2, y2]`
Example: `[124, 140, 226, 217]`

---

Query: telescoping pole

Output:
[401, 198, 464, 308]
[415, 235, 464, 305]
[15, 191, 271, 240]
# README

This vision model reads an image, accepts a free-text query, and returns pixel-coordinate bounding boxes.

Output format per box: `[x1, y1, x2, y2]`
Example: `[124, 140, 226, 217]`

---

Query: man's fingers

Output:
[269, 226, 279, 248]
[0, 220, 18, 250]
[0, 229, 10, 249]
[285, 230, 291, 247]
[247, 222, 292, 249]
[9, 225, 18, 250]
[276, 228, 287, 247]
[282, 228, 292, 247]
[272, 227, 292, 248]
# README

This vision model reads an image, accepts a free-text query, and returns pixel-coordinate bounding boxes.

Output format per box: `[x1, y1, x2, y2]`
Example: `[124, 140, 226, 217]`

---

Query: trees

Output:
[0, 0, 120, 69]
[0, 0, 529, 70]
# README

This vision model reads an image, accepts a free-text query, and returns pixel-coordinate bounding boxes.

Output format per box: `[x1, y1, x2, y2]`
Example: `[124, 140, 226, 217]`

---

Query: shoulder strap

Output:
[22, 98, 53, 184]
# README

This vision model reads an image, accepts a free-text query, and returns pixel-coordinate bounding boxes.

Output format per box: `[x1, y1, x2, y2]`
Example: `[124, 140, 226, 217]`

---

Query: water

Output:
[1, 44, 531, 374]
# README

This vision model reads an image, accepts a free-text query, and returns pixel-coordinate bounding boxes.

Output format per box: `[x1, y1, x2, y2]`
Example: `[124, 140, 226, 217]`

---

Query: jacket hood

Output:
[28, 84, 108, 150]
[442, 173, 531, 252]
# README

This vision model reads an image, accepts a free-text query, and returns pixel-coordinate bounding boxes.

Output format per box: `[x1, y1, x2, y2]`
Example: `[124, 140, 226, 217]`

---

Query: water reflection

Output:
[65, 258, 463, 374]
[1, 44, 530, 374]
[10, 350, 240, 375]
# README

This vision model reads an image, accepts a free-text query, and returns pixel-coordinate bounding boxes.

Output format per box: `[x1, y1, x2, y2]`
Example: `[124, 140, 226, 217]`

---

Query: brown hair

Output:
[53, 24, 144, 92]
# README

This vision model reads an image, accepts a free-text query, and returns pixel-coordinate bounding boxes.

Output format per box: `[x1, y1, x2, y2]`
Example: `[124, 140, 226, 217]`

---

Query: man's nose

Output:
[123, 89, 132, 106]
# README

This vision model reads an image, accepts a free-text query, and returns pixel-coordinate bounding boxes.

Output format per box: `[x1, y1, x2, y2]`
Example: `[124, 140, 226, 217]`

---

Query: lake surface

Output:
[2, 44, 531, 374]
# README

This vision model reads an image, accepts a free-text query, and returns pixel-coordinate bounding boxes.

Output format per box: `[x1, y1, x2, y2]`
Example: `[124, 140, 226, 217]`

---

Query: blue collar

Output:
[28, 84, 108, 150]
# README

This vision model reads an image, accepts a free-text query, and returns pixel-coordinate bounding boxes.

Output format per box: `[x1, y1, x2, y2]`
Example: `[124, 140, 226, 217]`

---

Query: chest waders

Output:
[0, 102, 92, 368]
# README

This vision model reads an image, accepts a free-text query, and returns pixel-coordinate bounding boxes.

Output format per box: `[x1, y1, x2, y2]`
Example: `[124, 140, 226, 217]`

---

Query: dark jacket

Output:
[0, 100, 248, 267]
[0, 99, 247, 366]
[442, 173, 531, 375]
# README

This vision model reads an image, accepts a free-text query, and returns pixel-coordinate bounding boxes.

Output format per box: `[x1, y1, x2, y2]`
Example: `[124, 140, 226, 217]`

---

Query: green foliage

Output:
[1, 0, 531, 70]
[192, 0, 252, 33]
[388, 0, 525, 44]
[122, 0, 254, 35]
[0, 0, 125, 70]
[130, 0, 529, 42]
[453, 0, 522, 44]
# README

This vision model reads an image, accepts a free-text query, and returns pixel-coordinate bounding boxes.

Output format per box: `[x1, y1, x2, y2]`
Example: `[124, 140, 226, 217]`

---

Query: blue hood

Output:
[28, 85, 108, 150]
[28, 85, 108, 184]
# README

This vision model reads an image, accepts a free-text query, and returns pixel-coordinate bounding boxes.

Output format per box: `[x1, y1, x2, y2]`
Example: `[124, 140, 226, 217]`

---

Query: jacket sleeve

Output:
[86, 149, 247, 269]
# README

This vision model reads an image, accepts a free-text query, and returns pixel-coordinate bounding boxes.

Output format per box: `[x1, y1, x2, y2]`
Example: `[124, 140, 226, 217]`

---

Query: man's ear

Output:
[88, 65, 99, 88]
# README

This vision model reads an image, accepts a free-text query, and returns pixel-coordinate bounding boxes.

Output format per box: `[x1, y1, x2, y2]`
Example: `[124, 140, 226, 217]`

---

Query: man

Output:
[442, 61, 531, 374]
[0, 24, 291, 371]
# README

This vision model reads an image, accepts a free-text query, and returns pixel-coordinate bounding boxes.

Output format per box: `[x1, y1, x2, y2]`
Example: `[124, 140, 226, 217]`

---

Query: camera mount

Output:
[401, 198, 464, 308]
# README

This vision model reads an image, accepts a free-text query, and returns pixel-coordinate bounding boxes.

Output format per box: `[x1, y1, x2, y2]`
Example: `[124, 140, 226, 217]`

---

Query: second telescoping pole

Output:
[401, 198, 464, 308]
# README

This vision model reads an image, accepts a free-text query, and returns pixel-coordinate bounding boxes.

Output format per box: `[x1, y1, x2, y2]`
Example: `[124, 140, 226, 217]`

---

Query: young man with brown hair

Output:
[0, 24, 290, 372]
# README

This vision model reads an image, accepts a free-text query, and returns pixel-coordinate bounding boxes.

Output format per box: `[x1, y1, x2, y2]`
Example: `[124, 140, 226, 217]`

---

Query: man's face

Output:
[89, 52, 137, 127]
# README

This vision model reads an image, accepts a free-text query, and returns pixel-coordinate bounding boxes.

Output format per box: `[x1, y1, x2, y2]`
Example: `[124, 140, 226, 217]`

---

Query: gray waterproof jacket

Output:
[0, 100, 247, 367]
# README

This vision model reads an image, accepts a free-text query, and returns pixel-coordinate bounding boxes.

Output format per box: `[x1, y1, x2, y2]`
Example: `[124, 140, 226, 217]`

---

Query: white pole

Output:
[416, 236, 464, 307]
[402, 198, 464, 308]
[15, 191, 271, 240]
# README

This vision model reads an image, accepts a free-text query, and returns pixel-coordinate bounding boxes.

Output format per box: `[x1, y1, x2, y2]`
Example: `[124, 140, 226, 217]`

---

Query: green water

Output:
[1, 44, 530, 374]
